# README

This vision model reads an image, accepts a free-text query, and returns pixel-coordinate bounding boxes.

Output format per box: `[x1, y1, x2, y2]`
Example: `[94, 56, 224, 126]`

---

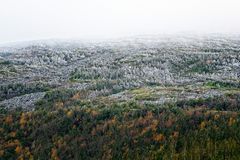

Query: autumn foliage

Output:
[0, 93, 240, 159]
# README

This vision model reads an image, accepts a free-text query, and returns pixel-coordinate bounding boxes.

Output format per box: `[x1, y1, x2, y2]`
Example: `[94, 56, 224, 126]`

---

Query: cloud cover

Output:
[0, 0, 240, 43]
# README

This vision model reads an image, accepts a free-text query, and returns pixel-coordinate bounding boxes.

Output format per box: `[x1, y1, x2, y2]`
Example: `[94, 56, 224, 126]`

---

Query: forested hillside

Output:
[0, 35, 240, 159]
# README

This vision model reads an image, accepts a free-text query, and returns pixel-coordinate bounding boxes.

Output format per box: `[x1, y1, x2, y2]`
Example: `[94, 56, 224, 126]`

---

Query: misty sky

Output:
[0, 0, 240, 43]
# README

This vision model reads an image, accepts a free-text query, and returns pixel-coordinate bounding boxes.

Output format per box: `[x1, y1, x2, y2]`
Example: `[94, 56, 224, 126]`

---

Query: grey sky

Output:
[0, 0, 240, 43]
